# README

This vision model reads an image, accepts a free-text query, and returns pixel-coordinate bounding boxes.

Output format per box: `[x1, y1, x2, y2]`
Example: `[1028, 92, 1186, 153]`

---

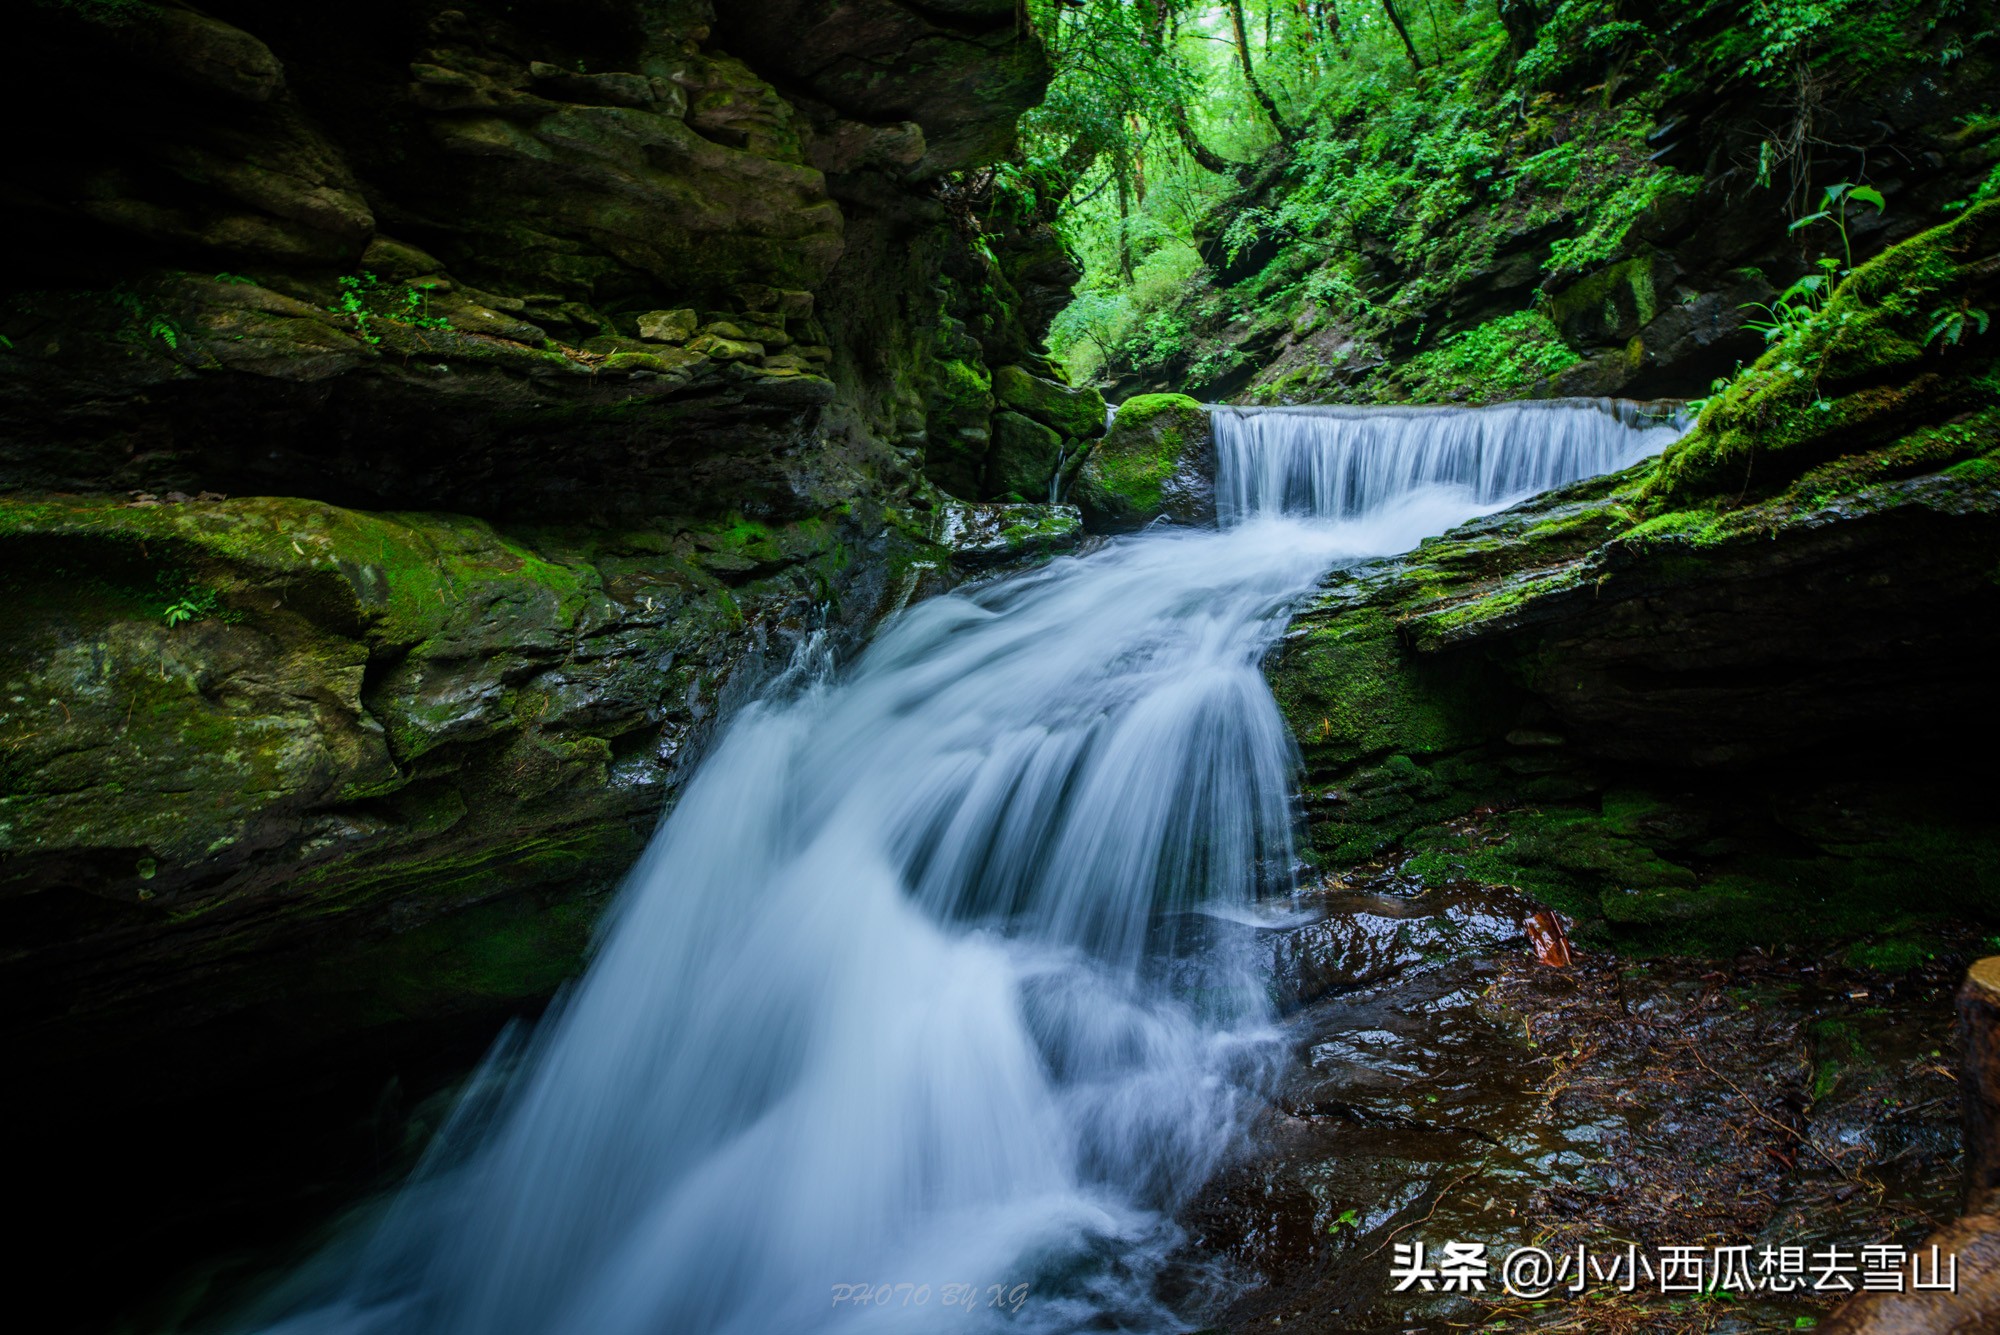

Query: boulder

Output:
[936, 499, 1083, 567]
[985, 411, 1064, 499]
[992, 363, 1107, 439]
[637, 309, 700, 343]
[1071, 393, 1215, 530]
[687, 333, 765, 361]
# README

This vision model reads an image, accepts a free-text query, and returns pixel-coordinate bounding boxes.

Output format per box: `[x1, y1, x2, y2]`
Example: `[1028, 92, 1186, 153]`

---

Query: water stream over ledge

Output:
[245, 401, 1683, 1335]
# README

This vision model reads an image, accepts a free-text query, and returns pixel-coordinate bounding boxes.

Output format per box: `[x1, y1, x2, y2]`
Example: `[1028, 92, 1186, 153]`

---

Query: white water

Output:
[249, 400, 1679, 1335]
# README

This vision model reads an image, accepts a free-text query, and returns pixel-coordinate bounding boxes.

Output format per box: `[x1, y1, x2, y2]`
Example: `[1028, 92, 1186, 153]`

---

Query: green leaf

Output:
[1788, 211, 1831, 232]
[1849, 186, 1887, 211]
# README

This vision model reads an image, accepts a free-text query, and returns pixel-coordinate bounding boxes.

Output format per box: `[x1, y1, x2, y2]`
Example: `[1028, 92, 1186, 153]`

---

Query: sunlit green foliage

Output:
[1034, 0, 1982, 399]
[1398, 311, 1582, 402]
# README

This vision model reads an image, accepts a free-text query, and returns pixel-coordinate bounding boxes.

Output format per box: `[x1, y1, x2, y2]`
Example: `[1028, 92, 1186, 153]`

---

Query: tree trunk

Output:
[1227, 0, 1290, 139]
[1315, 0, 1342, 46]
[1173, 104, 1238, 178]
[1114, 165, 1135, 283]
[1496, 0, 1546, 58]
[1129, 114, 1147, 205]
[1420, 0, 1447, 64]
[1380, 0, 1423, 71]
[1301, 0, 1341, 79]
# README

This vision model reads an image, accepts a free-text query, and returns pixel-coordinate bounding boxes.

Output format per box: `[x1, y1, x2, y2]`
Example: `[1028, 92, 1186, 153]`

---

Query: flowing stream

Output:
[252, 400, 1681, 1335]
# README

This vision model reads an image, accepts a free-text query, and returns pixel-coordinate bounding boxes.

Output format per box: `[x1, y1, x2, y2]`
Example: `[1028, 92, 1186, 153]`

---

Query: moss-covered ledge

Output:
[1263, 205, 2000, 959]
[0, 491, 943, 1076]
[1269, 455, 2000, 957]
[1648, 199, 2000, 504]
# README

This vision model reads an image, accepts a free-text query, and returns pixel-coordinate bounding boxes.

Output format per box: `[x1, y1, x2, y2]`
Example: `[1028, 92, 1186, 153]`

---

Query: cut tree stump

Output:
[1821, 957, 2000, 1333]
[1961, 955, 2000, 1215]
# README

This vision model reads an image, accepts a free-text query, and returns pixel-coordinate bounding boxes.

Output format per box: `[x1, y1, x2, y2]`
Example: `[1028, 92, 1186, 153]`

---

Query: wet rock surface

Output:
[935, 497, 1085, 569]
[1175, 871, 1969, 1334]
[0, 5, 1076, 1325]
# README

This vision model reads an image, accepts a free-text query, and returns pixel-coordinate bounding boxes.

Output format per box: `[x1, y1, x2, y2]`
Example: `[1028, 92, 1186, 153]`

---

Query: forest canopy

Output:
[1015, 0, 1994, 395]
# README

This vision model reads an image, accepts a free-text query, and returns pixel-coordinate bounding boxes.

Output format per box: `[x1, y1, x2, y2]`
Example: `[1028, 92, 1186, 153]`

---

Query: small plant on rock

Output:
[1740, 259, 1840, 343]
[329, 271, 451, 347]
[161, 597, 204, 627]
[1788, 181, 1886, 271]
[1927, 302, 1990, 348]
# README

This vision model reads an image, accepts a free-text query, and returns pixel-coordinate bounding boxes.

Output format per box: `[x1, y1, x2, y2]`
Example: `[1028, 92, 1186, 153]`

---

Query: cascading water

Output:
[248, 400, 1682, 1335]
[1211, 399, 1678, 522]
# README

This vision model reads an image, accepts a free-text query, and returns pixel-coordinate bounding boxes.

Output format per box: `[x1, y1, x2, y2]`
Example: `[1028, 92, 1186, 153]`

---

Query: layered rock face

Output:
[0, 0, 1095, 517]
[1263, 202, 2000, 957]
[0, 4, 1090, 1308]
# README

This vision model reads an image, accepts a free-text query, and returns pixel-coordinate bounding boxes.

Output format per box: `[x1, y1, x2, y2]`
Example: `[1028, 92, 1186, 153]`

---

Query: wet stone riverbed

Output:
[1170, 866, 1969, 1334]
[116, 870, 1976, 1335]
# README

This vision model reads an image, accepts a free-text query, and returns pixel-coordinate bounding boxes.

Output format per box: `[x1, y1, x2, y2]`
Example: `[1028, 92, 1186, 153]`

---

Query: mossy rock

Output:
[1269, 596, 1511, 774]
[1543, 254, 1666, 347]
[1070, 393, 1214, 531]
[938, 499, 1084, 568]
[985, 411, 1064, 500]
[0, 488, 914, 1087]
[922, 356, 995, 498]
[991, 364, 1107, 440]
[1648, 199, 2000, 504]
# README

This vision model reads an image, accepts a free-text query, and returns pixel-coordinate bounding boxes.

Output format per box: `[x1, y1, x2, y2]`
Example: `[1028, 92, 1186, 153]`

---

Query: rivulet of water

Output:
[246, 400, 1679, 1335]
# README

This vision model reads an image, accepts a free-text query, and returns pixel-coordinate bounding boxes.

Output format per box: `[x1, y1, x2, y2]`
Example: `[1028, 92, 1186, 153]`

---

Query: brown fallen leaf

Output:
[1524, 910, 1573, 968]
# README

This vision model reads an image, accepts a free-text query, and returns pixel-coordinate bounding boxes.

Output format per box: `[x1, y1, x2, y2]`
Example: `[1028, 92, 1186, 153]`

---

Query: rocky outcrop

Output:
[0, 0, 1068, 1052]
[0, 491, 952, 1069]
[0, 0, 1077, 519]
[1262, 206, 2000, 957]
[0, 4, 1070, 1316]
[715, 0, 1047, 175]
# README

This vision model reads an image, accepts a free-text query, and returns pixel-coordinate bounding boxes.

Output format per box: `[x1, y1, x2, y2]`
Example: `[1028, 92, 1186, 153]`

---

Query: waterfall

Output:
[247, 400, 1679, 1335]
[1213, 399, 1682, 521]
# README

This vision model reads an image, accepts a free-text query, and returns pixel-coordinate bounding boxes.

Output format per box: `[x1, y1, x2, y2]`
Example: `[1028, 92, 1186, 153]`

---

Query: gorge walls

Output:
[0, 4, 1097, 1319]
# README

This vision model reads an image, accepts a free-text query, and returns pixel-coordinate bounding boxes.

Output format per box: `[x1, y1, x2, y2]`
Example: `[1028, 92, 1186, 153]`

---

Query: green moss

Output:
[1845, 936, 1938, 974]
[1073, 393, 1205, 522]
[1550, 254, 1660, 328]
[929, 357, 992, 418]
[1549, 172, 1702, 279]
[292, 827, 642, 1027]
[991, 364, 1107, 440]
[1784, 408, 2000, 505]
[1812, 1019, 1866, 1101]
[1649, 200, 2000, 504]
[993, 507, 1084, 559]
[1274, 603, 1507, 769]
